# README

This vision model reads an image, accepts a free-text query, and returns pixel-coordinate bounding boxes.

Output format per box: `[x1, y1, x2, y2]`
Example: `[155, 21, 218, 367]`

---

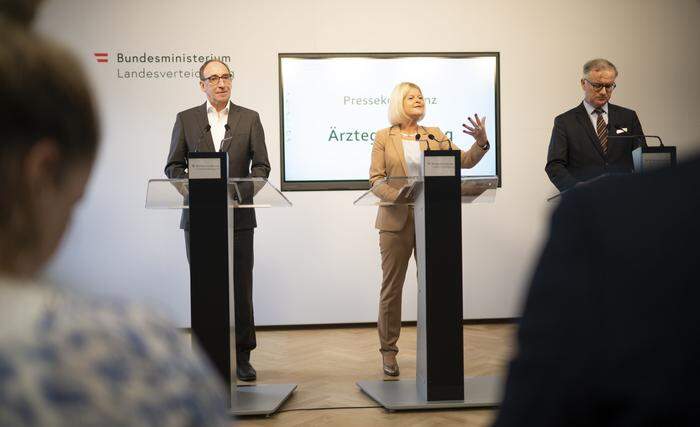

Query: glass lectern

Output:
[146, 173, 295, 417]
[354, 167, 502, 411]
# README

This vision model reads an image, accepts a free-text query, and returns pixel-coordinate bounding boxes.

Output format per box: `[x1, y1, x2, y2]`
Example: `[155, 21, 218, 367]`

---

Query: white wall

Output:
[37, 0, 700, 326]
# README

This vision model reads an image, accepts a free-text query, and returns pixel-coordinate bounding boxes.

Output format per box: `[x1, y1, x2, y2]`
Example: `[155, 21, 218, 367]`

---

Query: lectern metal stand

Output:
[228, 383, 297, 416]
[354, 151, 501, 411]
[356, 376, 502, 411]
[146, 152, 296, 416]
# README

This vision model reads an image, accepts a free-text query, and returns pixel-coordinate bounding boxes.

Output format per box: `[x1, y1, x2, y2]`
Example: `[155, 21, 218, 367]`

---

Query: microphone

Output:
[609, 125, 661, 147]
[427, 133, 455, 150]
[219, 124, 231, 152]
[193, 124, 211, 153]
[416, 133, 431, 151]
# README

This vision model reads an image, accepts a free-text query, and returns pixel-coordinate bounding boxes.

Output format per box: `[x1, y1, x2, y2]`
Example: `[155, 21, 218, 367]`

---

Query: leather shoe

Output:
[382, 353, 399, 377]
[236, 360, 257, 381]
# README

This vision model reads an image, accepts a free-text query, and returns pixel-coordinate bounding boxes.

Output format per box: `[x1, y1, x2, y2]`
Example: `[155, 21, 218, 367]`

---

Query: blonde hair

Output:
[387, 82, 425, 126]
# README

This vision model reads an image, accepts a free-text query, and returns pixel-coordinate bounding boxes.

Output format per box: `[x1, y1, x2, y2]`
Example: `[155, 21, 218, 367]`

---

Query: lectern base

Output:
[357, 376, 502, 411]
[230, 383, 297, 416]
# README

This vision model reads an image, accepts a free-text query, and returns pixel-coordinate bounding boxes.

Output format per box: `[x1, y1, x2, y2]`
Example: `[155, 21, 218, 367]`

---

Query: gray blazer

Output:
[164, 102, 271, 230]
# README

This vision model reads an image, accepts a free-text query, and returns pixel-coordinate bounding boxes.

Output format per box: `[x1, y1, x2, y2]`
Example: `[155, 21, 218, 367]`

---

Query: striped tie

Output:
[594, 108, 608, 154]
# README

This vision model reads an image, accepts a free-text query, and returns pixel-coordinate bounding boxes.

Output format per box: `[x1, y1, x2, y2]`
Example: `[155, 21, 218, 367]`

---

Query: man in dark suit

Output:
[165, 59, 270, 381]
[546, 58, 644, 191]
[493, 156, 700, 426]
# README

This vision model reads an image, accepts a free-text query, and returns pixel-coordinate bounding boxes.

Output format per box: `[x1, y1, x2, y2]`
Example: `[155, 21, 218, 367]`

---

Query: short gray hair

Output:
[583, 58, 618, 78]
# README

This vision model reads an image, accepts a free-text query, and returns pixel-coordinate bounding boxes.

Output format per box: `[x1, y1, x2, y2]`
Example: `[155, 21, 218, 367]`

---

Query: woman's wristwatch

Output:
[478, 140, 490, 151]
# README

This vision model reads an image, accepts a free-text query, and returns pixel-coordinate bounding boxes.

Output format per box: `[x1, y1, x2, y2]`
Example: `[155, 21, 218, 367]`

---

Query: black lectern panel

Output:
[422, 150, 464, 401]
[187, 152, 233, 387]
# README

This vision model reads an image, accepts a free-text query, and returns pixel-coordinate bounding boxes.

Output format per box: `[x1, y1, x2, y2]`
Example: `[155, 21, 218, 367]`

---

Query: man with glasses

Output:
[165, 59, 270, 381]
[545, 58, 645, 191]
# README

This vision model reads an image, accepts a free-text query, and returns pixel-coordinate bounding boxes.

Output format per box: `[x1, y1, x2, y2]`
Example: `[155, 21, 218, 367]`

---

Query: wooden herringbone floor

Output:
[229, 323, 516, 426]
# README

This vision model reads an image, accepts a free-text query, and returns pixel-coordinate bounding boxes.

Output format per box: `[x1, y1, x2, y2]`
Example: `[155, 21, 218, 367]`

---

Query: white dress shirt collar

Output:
[583, 100, 608, 115]
[206, 101, 230, 151]
[583, 100, 608, 127]
[206, 100, 230, 117]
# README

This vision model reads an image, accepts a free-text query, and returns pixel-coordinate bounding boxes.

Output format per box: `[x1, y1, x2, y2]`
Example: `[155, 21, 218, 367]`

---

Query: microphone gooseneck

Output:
[219, 124, 232, 152]
[427, 133, 455, 150]
[194, 124, 211, 153]
[610, 125, 661, 147]
[416, 132, 431, 151]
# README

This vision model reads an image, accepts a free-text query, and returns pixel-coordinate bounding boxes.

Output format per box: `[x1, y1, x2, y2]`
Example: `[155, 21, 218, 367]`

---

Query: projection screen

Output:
[279, 53, 501, 191]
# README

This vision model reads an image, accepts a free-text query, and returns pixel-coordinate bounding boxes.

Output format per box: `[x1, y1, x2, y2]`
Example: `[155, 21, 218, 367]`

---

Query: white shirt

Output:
[402, 134, 422, 178]
[583, 100, 608, 131]
[0, 276, 47, 338]
[206, 101, 230, 151]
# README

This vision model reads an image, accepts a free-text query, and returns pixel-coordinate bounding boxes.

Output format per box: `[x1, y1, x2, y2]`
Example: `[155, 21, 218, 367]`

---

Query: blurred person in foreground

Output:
[369, 81, 491, 376]
[494, 156, 700, 426]
[0, 24, 229, 426]
[0, 0, 43, 26]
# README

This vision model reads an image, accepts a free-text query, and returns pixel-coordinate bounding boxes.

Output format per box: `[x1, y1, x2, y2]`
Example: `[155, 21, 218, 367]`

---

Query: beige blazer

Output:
[369, 125, 487, 231]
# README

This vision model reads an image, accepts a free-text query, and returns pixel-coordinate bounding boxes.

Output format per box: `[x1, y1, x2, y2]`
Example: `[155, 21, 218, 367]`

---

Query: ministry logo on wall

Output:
[93, 51, 231, 80]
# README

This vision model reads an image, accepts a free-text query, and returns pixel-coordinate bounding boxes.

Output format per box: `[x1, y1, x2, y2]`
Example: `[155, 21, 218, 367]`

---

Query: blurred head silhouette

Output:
[0, 0, 44, 27]
[0, 23, 99, 277]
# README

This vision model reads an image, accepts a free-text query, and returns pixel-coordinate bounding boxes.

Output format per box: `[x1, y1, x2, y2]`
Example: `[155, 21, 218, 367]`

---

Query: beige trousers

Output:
[378, 209, 415, 355]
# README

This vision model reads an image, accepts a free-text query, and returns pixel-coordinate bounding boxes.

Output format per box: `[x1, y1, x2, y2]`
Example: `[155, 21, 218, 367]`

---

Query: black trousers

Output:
[185, 228, 256, 360]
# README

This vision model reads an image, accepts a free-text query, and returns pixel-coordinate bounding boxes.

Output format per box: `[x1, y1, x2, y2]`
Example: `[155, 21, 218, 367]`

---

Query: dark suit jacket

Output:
[164, 102, 271, 230]
[494, 156, 700, 427]
[545, 102, 644, 191]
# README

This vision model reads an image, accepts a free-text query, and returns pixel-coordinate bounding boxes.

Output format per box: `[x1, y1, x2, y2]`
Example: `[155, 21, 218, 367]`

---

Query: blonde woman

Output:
[369, 82, 490, 376]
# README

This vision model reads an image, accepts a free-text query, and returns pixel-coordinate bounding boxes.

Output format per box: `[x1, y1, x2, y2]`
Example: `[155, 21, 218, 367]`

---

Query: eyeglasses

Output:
[585, 79, 616, 92]
[201, 73, 233, 85]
